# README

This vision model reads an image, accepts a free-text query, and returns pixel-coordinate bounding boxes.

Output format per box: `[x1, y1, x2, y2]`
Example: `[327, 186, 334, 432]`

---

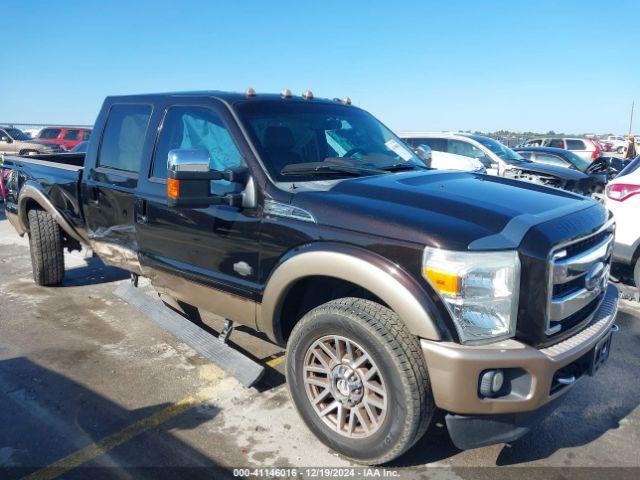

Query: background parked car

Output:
[399, 132, 600, 195]
[513, 146, 618, 192]
[519, 136, 601, 161]
[604, 155, 640, 289]
[414, 144, 485, 172]
[36, 127, 91, 151]
[606, 135, 630, 154]
[0, 126, 64, 155]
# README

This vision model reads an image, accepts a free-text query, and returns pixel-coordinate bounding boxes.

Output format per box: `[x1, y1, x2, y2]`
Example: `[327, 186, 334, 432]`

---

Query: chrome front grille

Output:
[546, 220, 614, 336]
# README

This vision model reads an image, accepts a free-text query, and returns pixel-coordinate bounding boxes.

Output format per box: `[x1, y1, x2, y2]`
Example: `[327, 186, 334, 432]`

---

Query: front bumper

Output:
[421, 283, 619, 447]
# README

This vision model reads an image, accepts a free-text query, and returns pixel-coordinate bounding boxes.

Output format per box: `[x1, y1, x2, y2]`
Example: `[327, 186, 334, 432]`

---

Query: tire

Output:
[617, 146, 625, 154]
[27, 209, 65, 286]
[634, 257, 640, 291]
[285, 298, 433, 465]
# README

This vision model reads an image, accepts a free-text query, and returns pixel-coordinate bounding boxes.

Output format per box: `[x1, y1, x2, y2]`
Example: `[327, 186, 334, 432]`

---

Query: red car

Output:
[36, 127, 92, 151]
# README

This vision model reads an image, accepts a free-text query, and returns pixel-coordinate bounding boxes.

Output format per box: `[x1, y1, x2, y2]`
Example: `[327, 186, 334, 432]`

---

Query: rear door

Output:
[62, 129, 80, 150]
[134, 98, 262, 327]
[81, 103, 153, 273]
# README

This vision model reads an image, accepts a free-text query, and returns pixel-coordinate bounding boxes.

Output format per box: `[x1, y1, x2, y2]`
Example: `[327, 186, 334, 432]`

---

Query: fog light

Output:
[479, 369, 504, 397]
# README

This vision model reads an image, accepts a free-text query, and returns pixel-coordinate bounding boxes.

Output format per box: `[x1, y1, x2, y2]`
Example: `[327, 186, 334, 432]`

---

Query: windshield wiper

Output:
[379, 163, 427, 171]
[281, 161, 385, 177]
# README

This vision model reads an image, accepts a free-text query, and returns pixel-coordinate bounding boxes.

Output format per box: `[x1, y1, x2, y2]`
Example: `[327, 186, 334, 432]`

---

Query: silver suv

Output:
[520, 137, 600, 162]
[0, 127, 63, 156]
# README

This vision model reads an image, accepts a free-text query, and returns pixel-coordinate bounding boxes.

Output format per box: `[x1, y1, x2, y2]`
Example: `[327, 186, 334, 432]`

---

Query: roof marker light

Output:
[281, 88, 293, 98]
[302, 90, 314, 100]
[245, 87, 256, 97]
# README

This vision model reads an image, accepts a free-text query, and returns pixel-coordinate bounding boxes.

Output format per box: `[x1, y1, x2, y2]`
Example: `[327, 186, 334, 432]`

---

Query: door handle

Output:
[136, 198, 149, 224]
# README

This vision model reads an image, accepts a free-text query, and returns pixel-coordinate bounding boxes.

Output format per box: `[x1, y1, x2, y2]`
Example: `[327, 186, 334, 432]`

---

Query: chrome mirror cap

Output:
[167, 149, 210, 173]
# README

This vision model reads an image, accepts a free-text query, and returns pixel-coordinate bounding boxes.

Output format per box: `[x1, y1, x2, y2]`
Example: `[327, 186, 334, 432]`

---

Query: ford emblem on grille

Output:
[585, 262, 605, 292]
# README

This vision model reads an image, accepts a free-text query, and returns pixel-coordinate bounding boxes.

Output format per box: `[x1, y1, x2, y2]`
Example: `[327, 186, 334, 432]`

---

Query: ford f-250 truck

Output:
[2, 90, 619, 464]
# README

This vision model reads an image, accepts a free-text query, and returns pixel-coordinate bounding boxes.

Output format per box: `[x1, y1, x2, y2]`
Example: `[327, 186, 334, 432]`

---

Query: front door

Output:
[0, 129, 17, 154]
[82, 103, 153, 273]
[135, 100, 262, 328]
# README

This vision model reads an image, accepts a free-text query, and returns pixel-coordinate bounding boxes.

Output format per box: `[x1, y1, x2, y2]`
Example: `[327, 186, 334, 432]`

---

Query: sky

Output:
[2, 0, 639, 134]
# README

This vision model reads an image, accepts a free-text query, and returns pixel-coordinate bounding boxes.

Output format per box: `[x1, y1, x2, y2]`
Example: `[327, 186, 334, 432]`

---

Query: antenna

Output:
[629, 101, 635, 135]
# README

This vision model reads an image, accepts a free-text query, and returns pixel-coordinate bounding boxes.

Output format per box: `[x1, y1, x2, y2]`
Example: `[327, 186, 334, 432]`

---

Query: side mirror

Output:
[166, 148, 248, 208]
[0, 136, 11, 143]
[414, 144, 432, 168]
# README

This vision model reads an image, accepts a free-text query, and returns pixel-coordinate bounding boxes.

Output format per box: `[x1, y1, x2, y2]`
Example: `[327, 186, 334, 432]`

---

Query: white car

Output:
[606, 135, 630, 154]
[429, 150, 485, 172]
[604, 156, 640, 289]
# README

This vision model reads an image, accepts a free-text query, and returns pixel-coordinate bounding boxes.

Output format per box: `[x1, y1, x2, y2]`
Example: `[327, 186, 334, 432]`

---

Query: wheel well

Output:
[21, 198, 80, 251]
[277, 275, 386, 343]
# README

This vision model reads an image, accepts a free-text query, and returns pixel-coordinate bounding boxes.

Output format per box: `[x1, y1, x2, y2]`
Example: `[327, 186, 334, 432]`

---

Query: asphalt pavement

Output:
[1, 204, 639, 480]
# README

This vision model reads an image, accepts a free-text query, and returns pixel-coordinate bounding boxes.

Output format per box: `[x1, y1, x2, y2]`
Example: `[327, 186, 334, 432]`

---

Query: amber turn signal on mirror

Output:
[167, 178, 180, 199]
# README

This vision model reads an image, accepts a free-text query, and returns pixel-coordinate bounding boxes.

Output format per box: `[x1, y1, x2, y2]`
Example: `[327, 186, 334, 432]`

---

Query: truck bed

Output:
[1, 153, 86, 242]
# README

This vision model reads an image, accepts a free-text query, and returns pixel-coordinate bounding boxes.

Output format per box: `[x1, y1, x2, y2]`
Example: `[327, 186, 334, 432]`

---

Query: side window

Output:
[152, 106, 243, 181]
[518, 151, 534, 160]
[566, 139, 585, 150]
[98, 104, 152, 173]
[547, 139, 565, 148]
[536, 153, 567, 167]
[63, 130, 79, 140]
[447, 139, 487, 159]
[39, 128, 61, 139]
[413, 138, 446, 151]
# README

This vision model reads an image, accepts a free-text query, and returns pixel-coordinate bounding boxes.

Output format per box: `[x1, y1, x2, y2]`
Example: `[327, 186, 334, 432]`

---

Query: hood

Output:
[16, 139, 59, 149]
[292, 170, 600, 250]
[506, 160, 588, 181]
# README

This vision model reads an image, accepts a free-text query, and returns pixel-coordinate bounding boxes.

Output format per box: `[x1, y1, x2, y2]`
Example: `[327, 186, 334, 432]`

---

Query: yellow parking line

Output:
[265, 353, 286, 368]
[22, 393, 209, 480]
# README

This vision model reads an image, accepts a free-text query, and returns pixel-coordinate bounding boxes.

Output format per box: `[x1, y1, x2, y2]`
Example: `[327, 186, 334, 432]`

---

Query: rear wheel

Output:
[28, 209, 65, 286]
[285, 298, 433, 464]
[634, 257, 640, 292]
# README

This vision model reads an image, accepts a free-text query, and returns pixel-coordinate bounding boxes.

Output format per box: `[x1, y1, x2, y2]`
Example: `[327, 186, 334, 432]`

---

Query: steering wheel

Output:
[343, 148, 367, 158]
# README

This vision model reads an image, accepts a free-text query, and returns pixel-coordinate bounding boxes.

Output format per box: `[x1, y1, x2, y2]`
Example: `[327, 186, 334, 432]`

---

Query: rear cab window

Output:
[98, 104, 152, 173]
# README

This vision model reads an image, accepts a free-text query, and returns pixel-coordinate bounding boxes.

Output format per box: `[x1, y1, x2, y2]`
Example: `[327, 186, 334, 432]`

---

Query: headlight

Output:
[422, 247, 520, 345]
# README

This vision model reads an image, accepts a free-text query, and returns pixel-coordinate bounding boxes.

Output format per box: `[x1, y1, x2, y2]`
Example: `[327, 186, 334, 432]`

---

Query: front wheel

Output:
[285, 298, 433, 464]
[634, 257, 640, 294]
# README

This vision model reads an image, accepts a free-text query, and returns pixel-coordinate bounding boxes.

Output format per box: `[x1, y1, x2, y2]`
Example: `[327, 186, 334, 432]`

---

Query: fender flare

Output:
[17, 181, 86, 244]
[259, 243, 451, 344]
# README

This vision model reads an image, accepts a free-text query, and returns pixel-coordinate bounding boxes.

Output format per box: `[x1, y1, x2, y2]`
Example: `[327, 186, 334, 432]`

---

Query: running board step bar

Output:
[114, 283, 264, 387]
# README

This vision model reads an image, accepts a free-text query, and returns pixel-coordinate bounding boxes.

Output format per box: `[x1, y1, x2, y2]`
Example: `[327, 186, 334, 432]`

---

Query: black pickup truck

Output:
[2, 90, 619, 464]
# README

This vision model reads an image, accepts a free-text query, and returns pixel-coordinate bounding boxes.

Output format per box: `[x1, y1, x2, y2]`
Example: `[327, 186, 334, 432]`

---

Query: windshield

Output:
[236, 101, 424, 182]
[561, 150, 591, 172]
[4, 128, 31, 141]
[472, 136, 525, 164]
